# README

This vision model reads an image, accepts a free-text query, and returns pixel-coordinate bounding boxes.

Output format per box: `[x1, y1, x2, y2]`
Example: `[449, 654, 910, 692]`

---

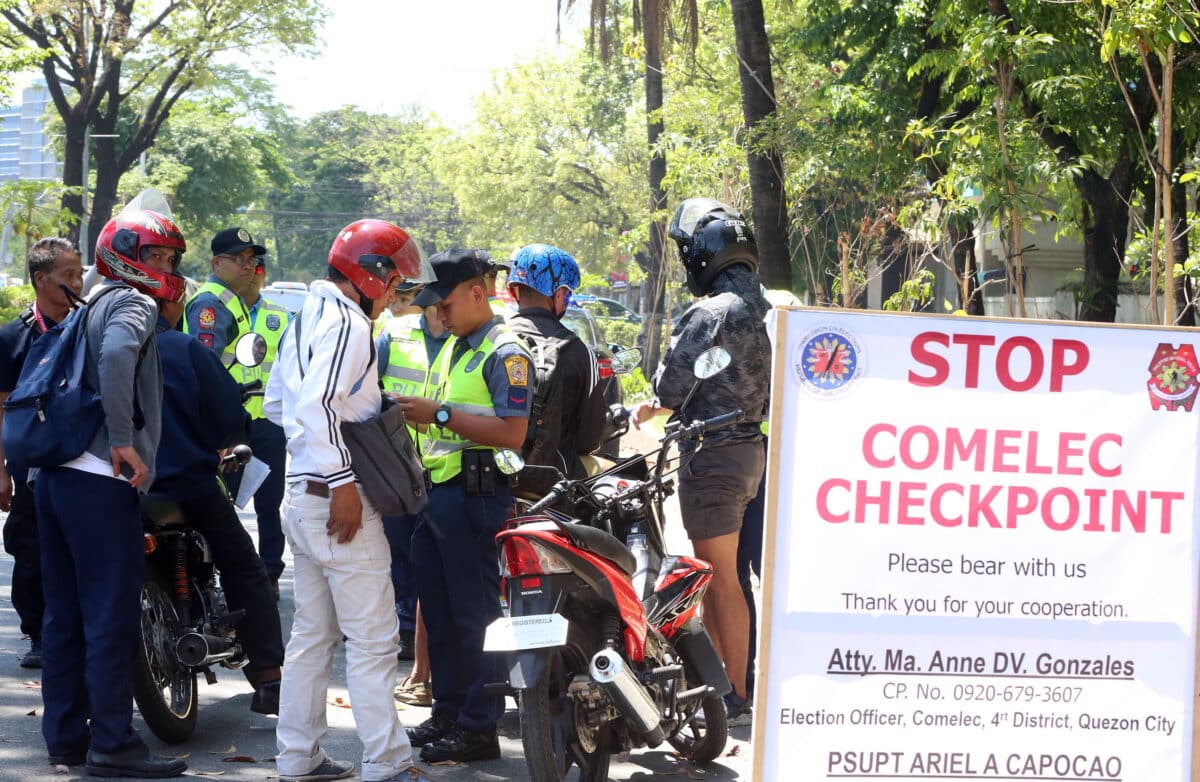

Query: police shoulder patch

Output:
[266, 314, 280, 330]
[504, 355, 529, 387]
[198, 307, 216, 329]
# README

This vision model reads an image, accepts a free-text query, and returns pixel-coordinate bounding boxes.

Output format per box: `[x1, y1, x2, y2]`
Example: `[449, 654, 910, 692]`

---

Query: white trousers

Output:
[275, 482, 414, 781]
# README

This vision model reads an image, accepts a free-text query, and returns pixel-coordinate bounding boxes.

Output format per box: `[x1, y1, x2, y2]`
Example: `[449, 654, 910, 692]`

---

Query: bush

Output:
[0, 286, 34, 323]
[594, 317, 641, 351]
[619, 367, 653, 403]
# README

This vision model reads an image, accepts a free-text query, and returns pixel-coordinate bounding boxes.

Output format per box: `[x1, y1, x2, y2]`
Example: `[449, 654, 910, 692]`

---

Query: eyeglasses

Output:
[218, 253, 257, 267]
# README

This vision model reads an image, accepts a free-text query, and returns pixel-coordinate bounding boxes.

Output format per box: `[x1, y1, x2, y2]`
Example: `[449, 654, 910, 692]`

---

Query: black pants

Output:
[178, 490, 285, 672]
[3, 477, 43, 640]
[223, 418, 287, 580]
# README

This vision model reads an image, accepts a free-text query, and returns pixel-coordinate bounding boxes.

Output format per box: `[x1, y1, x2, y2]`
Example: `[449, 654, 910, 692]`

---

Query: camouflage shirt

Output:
[653, 265, 770, 451]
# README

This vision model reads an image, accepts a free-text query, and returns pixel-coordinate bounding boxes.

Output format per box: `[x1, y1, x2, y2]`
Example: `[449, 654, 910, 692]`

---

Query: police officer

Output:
[184, 227, 264, 359]
[394, 249, 533, 764]
[0, 238, 83, 669]
[144, 245, 285, 716]
[633, 198, 770, 725]
[224, 254, 290, 598]
[506, 243, 606, 482]
[375, 292, 449, 660]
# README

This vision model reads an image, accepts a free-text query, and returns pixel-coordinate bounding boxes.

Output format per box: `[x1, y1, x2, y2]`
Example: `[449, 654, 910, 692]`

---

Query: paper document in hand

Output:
[235, 457, 271, 509]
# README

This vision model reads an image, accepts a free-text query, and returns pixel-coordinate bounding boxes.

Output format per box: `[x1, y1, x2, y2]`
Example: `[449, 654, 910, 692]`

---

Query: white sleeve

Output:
[294, 302, 372, 488]
[263, 322, 291, 427]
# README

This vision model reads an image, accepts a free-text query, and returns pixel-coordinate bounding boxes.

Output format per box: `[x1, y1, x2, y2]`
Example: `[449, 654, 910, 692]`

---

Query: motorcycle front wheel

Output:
[132, 575, 198, 743]
[519, 642, 612, 782]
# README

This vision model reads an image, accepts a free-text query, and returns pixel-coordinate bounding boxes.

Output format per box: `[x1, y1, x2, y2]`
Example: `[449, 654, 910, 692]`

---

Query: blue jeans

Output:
[36, 467, 145, 756]
[412, 483, 510, 734]
[381, 513, 418, 633]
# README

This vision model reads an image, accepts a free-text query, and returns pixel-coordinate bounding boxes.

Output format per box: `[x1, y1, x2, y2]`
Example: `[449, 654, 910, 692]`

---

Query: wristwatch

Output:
[434, 404, 452, 426]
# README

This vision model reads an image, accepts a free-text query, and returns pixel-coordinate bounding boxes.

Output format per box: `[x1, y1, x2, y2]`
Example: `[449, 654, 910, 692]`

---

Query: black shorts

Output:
[677, 440, 765, 541]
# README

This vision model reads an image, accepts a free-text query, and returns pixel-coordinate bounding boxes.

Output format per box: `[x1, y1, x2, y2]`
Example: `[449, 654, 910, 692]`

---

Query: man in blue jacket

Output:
[150, 251, 285, 715]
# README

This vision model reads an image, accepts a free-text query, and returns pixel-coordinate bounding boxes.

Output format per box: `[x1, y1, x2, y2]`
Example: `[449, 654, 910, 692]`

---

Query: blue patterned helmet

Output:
[507, 244, 581, 298]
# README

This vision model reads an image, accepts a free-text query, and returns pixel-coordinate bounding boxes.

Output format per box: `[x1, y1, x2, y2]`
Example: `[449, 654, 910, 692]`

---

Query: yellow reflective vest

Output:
[184, 280, 250, 368]
[230, 296, 289, 420]
[421, 321, 529, 484]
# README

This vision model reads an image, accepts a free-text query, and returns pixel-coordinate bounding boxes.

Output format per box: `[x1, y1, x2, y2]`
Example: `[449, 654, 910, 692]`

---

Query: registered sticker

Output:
[483, 613, 568, 651]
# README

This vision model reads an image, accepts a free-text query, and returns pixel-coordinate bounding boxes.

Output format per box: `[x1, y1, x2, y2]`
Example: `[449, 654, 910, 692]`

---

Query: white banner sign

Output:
[752, 309, 1200, 781]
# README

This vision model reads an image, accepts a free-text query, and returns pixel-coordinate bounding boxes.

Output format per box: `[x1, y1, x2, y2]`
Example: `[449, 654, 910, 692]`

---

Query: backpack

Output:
[2, 285, 132, 470]
[511, 323, 576, 470]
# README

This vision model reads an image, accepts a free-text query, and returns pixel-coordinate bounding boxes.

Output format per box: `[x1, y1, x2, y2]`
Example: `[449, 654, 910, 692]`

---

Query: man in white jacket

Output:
[265, 219, 433, 782]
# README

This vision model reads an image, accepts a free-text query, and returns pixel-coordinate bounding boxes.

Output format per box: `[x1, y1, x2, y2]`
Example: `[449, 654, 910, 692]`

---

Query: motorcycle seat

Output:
[557, 521, 637, 577]
[140, 494, 186, 527]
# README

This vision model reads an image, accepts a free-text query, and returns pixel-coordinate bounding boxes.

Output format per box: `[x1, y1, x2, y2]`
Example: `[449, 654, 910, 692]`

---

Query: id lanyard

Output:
[31, 302, 50, 334]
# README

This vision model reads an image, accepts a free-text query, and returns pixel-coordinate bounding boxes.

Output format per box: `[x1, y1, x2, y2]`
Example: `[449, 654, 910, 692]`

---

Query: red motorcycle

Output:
[488, 349, 741, 781]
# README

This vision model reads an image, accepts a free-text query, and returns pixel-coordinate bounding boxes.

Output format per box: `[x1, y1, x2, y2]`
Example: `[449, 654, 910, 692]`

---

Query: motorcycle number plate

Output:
[483, 613, 569, 651]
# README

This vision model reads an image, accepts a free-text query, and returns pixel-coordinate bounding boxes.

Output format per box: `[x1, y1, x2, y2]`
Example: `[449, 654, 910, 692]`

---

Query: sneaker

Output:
[419, 726, 500, 763]
[725, 693, 753, 727]
[280, 758, 355, 782]
[20, 638, 42, 669]
[251, 679, 281, 715]
[394, 676, 433, 707]
[405, 713, 454, 747]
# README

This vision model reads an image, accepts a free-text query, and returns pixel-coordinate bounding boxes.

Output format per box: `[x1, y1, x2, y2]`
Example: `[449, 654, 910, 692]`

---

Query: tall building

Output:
[0, 80, 59, 182]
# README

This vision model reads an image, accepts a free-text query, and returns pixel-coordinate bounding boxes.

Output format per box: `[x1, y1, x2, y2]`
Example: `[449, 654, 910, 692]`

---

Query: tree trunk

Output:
[60, 115, 86, 245]
[1075, 170, 1131, 323]
[948, 221, 984, 316]
[1171, 171, 1192, 326]
[638, 0, 668, 373]
[729, 0, 790, 292]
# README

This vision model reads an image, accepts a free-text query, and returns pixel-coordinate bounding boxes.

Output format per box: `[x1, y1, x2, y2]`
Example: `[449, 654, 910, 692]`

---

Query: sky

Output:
[264, 1, 585, 127]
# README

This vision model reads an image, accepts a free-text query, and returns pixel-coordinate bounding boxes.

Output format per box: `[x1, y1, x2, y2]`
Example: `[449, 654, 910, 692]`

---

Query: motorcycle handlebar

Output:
[219, 444, 253, 468]
[527, 481, 569, 515]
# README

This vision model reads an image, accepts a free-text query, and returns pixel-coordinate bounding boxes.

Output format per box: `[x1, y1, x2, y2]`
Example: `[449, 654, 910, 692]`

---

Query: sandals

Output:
[394, 675, 433, 707]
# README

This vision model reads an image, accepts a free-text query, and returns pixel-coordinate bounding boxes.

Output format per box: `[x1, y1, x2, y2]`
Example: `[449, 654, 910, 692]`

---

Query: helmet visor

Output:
[391, 235, 436, 285]
[669, 198, 737, 241]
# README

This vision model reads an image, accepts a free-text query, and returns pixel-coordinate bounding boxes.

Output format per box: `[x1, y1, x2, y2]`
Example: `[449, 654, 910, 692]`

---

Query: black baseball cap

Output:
[211, 227, 267, 257]
[413, 249, 491, 306]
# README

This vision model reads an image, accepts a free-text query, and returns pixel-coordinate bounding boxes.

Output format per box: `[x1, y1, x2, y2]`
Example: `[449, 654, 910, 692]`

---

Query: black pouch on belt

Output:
[462, 449, 497, 497]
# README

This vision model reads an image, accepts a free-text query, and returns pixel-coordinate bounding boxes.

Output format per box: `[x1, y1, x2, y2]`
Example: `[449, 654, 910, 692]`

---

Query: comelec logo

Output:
[794, 328, 863, 397]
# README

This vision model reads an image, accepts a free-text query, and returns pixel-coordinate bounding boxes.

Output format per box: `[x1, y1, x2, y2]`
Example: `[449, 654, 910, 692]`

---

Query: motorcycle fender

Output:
[675, 617, 732, 698]
[507, 648, 554, 690]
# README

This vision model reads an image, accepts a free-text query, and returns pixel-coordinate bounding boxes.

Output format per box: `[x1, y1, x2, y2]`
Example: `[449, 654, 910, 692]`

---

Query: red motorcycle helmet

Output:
[327, 219, 431, 300]
[95, 209, 188, 302]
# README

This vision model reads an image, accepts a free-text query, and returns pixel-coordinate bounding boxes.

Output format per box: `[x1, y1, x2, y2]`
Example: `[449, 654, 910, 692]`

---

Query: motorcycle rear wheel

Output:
[519, 642, 612, 782]
[668, 691, 727, 765]
[132, 575, 198, 743]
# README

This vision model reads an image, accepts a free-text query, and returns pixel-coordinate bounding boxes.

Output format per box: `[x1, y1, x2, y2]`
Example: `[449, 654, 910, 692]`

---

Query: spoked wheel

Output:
[668, 691, 727, 765]
[519, 644, 612, 782]
[132, 576, 197, 743]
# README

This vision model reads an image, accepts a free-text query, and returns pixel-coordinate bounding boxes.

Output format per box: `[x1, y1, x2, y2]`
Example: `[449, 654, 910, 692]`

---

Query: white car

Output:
[260, 281, 309, 314]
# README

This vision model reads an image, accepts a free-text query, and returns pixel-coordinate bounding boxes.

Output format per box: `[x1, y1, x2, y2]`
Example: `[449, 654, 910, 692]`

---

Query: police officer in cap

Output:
[184, 227, 264, 359]
[224, 253, 290, 598]
[394, 249, 533, 764]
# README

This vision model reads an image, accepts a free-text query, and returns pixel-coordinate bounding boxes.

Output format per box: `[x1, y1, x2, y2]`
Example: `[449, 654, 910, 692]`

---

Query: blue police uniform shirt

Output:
[185, 274, 242, 353]
[376, 314, 451, 384]
[152, 315, 250, 501]
[447, 316, 532, 419]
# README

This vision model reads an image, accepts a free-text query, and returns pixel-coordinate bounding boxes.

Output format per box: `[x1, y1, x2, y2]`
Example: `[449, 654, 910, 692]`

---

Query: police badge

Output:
[266, 314, 280, 330]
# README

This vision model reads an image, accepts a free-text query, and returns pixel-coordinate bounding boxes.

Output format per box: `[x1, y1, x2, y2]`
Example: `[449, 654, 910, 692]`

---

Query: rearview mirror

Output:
[693, 346, 730, 379]
[234, 332, 267, 368]
[494, 449, 526, 476]
[613, 348, 642, 375]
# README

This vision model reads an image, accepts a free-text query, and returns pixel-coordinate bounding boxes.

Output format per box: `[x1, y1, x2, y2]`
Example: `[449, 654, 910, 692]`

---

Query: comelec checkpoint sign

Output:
[751, 308, 1200, 781]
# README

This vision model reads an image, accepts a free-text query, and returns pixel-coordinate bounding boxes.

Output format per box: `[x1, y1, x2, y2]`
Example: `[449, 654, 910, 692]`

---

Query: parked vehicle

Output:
[488, 347, 738, 782]
[132, 335, 265, 743]
[560, 306, 628, 458]
[577, 294, 642, 325]
[260, 281, 309, 314]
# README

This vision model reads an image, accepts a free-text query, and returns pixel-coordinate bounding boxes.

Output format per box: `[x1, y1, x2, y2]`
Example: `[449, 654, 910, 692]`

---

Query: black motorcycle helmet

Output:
[668, 198, 759, 297]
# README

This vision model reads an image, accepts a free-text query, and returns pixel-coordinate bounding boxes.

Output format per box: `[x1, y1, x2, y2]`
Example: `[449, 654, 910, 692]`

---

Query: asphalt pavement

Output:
[0, 454, 754, 781]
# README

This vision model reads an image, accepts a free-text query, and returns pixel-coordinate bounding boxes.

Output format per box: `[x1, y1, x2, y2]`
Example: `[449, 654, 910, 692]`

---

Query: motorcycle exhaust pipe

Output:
[176, 632, 240, 667]
[589, 648, 666, 747]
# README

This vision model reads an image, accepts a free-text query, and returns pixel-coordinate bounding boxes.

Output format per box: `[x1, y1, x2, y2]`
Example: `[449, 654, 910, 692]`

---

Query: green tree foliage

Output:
[1, 0, 325, 256]
[266, 106, 464, 281]
[436, 51, 644, 267]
